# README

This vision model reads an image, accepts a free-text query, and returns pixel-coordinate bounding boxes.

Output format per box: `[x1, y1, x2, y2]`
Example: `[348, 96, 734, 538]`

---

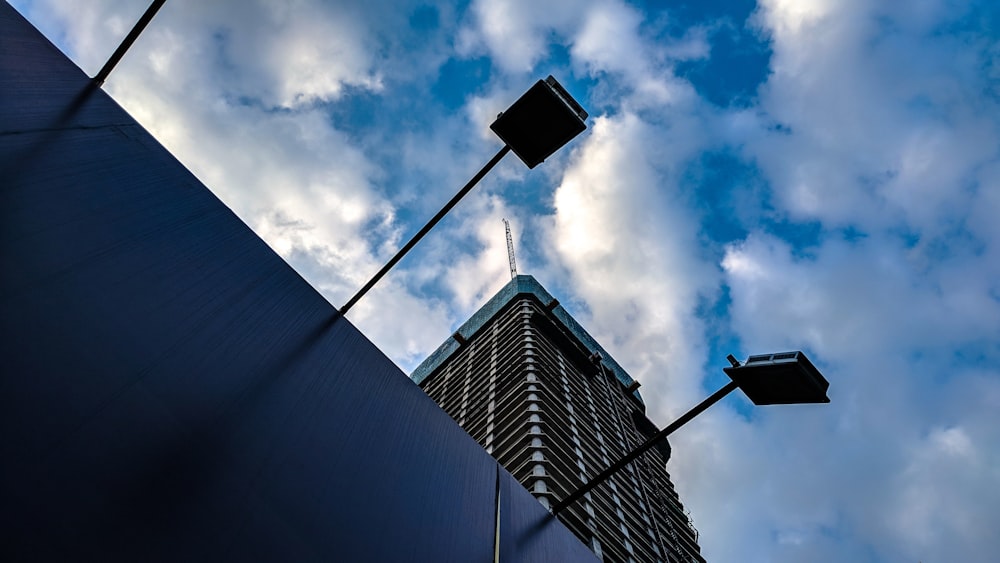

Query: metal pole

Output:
[552, 379, 740, 515]
[338, 144, 511, 316]
[93, 0, 167, 86]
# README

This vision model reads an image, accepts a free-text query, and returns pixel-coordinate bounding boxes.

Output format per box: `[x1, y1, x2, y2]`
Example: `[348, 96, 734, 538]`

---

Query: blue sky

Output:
[12, 0, 1000, 560]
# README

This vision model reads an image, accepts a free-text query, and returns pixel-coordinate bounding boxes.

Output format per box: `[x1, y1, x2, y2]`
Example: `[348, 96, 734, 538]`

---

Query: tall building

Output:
[412, 276, 706, 563]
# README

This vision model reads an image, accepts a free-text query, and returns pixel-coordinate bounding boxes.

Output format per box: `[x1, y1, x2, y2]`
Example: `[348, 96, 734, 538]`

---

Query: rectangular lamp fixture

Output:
[490, 76, 588, 169]
[724, 351, 831, 405]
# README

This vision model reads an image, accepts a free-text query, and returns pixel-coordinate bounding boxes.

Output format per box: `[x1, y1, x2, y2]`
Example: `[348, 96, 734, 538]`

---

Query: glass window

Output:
[529, 413, 541, 423]
[591, 537, 602, 558]
[531, 437, 543, 448]
[532, 464, 545, 476]
[530, 425, 541, 435]
[531, 451, 544, 462]
[533, 480, 547, 493]
[527, 393, 539, 401]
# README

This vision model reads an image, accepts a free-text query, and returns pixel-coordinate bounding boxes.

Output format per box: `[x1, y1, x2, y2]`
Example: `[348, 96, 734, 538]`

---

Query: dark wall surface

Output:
[0, 4, 595, 561]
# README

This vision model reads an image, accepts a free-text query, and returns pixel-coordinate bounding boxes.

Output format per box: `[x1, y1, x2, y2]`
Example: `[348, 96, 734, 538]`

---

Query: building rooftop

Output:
[411, 275, 645, 408]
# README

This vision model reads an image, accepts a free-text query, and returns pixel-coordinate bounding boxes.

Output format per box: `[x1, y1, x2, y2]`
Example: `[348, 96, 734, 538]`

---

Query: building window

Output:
[529, 413, 541, 423]
[527, 393, 539, 401]
[532, 464, 545, 476]
[533, 480, 547, 493]
[531, 450, 544, 462]
[528, 403, 539, 412]
[591, 537, 603, 559]
[531, 437, 543, 448]
[530, 425, 541, 435]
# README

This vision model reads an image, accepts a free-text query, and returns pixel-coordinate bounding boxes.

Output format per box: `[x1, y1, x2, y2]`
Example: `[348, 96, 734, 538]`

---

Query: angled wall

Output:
[0, 3, 595, 561]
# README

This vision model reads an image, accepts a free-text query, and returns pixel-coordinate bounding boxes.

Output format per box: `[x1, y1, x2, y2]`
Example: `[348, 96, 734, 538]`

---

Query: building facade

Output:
[412, 276, 705, 563]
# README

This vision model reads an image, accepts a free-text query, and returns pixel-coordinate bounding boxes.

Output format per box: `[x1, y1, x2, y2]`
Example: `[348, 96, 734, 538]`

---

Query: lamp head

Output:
[724, 351, 830, 405]
[490, 76, 588, 169]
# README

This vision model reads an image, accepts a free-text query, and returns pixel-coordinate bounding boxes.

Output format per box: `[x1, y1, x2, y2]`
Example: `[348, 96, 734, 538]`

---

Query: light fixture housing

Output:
[490, 75, 588, 169]
[724, 351, 831, 405]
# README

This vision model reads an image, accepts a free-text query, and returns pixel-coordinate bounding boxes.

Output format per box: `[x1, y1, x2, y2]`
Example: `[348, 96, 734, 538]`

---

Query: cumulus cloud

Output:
[546, 111, 718, 413]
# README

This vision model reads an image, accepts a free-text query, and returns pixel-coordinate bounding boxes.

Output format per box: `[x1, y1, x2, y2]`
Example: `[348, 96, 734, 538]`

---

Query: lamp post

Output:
[338, 76, 588, 317]
[551, 350, 830, 515]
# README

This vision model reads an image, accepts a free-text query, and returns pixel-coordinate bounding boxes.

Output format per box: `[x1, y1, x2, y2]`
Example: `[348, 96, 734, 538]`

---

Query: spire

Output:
[502, 218, 518, 280]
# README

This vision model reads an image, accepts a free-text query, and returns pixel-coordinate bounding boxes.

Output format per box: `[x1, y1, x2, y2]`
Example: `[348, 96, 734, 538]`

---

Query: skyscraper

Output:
[412, 276, 705, 563]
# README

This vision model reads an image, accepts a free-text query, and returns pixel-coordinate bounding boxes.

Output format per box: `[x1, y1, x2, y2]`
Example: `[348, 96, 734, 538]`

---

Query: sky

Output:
[10, 0, 1000, 561]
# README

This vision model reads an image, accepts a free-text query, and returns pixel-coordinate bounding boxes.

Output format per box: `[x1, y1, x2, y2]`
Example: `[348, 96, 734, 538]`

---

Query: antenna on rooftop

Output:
[503, 218, 517, 280]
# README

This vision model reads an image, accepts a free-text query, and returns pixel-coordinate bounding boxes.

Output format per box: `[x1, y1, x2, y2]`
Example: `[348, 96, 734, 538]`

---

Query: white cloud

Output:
[464, 0, 582, 72]
[746, 0, 999, 235]
[546, 111, 718, 415]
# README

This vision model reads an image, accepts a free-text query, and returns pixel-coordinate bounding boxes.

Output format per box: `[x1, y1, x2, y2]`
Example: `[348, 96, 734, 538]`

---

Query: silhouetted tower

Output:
[412, 276, 706, 563]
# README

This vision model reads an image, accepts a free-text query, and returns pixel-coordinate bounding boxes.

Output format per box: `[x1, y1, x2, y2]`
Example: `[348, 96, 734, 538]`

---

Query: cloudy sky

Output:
[12, 0, 1000, 560]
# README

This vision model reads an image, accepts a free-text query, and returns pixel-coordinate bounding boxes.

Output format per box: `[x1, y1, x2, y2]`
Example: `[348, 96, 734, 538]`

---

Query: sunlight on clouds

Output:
[266, 14, 383, 107]
[467, 0, 579, 72]
[571, 1, 645, 76]
[755, 0, 837, 37]
[548, 112, 717, 419]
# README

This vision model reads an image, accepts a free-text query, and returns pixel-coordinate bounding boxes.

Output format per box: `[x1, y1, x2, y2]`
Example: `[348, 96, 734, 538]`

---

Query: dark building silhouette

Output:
[413, 275, 706, 563]
[1, 4, 596, 560]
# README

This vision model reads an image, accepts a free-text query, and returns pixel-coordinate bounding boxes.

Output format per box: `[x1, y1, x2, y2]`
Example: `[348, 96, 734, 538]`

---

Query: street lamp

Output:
[551, 350, 830, 515]
[338, 76, 587, 316]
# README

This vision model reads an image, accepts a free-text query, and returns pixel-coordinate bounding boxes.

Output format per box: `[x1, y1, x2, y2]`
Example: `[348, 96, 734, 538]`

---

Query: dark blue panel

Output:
[499, 471, 599, 562]
[1, 3, 592, 561]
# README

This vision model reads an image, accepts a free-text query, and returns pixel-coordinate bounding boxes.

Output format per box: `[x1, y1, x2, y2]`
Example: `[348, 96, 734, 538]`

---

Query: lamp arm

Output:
[552, 379, 739, 515]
